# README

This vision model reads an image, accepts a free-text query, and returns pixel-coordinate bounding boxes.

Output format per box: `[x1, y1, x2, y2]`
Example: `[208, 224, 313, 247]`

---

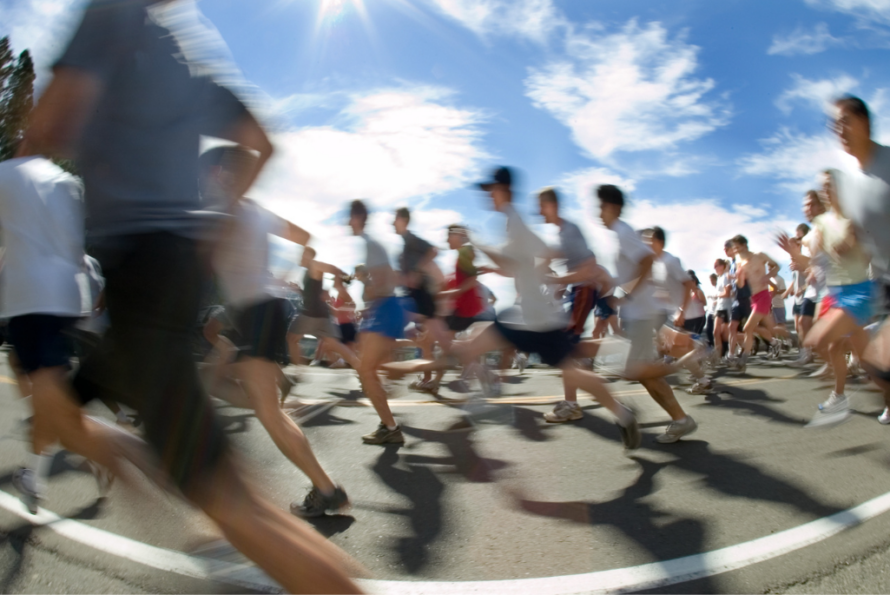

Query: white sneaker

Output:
[686, 379, 713, 395]
[788, 351, 814, 368]
[818, 391, 849, 414]
[516, 354, 528, 374]
[655, 416, 698, 443]
[878, 408, 890, 425]
[808, 363, 832, 379]
[544, 401, 582, 423]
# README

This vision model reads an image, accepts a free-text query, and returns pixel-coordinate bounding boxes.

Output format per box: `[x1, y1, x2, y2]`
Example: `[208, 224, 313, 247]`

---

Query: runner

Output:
[681, 271, 708, 335]
[26, 1, 361, 589]
[726, 240, 750, 361]
[288, 246, 361, 372]
[704, 273, 719, 349]
[211, 146, 350, 518]
[731, 235, 781, 373]
[768, 269, 792, 351]
[349, 200, 406, 445]
[714, 259, 733, 362]
[330, 274, 359, 355]
[828, 95, 890, 423]
[643, 227, 695, 331]
[597, 185, 698, 442]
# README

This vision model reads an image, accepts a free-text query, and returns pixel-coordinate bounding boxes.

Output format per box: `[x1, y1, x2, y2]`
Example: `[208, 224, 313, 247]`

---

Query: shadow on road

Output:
[700, 387, 806, 426]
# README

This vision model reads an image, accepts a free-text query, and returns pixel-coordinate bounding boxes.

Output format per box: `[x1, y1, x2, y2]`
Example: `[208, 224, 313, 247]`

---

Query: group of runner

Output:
[0, 0, 889, 592]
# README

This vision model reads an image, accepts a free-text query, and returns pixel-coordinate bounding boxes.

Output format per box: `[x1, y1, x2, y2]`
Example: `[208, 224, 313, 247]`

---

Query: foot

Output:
[655, 416, 698, 444]
[88, 461, 115, 500]
[329, 358, 349, 369]
[291, 485, 350, 518]
[818, 391, 849, 415]
[878, 408, 890, 425]
[686, 378, 713, 395]
[362, 423, 405, 444]
[12, 468, 41, 514]
[616, 406, 641, 451]
[808, 363, 832, 379]
[544, 401, 582, 423]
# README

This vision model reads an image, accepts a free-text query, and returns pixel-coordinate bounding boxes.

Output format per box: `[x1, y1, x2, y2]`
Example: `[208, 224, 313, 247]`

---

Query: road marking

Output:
[1, 486, 889, 594]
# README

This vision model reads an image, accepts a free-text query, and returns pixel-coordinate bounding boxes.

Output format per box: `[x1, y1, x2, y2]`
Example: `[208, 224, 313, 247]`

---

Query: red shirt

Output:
[453, 245, 482, 318]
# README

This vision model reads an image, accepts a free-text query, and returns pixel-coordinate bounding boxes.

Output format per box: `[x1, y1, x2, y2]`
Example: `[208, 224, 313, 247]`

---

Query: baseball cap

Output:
[478, 166, 513, 190]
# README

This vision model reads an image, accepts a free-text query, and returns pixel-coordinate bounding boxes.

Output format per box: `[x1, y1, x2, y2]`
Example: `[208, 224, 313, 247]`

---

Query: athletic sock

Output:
[30, 451, 52, 496]
[615, 405, 634, 426]
[386, 424, 398, 431]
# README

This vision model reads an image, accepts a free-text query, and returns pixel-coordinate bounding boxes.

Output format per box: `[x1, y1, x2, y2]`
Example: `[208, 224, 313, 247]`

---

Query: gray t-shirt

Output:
[56, 0, 247, 238]
[362, 232, 395, 298]
[838, 143, 890, 280]
[558, 219, 595, 270]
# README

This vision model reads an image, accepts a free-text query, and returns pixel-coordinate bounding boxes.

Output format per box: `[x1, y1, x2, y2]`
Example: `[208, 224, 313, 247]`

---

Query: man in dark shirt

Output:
[24, 1, 359, 591]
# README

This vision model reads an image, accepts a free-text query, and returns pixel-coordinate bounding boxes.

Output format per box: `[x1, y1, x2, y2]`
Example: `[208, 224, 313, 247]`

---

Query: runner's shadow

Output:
[299, 408, 357, 428]
[510, 407, 553, 443]
[511, 456, 716, 592]
[400, 422, 509, 483]
[305, 515, 356, 538]
[216, 411, 253, 435]
[371, 445, 444, 573]
[0, 523, 33, 594]
[700, 388, 805, 426]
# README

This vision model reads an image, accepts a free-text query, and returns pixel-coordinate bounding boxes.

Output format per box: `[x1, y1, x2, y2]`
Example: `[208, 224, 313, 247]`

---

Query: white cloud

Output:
[420, 0, 562, 42]
[250, 85, 489, 288]
[0, 0, 84, 78]
[775, 73, 859, 114]
[768, 22, 841, 55]
[805, 0, 890, 23]
[525, 20, 730, 160]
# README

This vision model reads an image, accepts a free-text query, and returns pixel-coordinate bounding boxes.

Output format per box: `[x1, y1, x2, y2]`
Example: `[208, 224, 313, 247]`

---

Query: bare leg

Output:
[234, 358, 336, 493]
[640, 377, 686, 421]
[320, 337, 361, 370]
[356, 332, 397, 427]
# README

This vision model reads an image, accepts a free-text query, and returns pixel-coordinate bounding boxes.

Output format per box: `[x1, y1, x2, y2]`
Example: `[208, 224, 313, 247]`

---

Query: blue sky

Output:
[3, 0, 890, 302]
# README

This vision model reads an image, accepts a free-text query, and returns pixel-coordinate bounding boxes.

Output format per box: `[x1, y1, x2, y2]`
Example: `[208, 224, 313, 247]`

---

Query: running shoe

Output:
[291, 485, 350, 518]
[655, 417, 698, 444]
[686, 379, 713, 395]
[818, 392, 849, 414]
[878, 408, 890, 425]
[808, 363, 832, 379]
[329, 358, 349, 369]
[616, 408, 641, 451]
[362, 423, 405, 444]
[12, 468, 40, 514]
[516, 353, 528, 375]
[88, 461, 115, 500]
[787, 351, 814, 368]
[543, 401, 582, 423]
[451, 379, 471, 393]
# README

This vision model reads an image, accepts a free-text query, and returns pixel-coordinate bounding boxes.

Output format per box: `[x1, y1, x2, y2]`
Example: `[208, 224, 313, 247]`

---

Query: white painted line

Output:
[1, 487, 890, 594]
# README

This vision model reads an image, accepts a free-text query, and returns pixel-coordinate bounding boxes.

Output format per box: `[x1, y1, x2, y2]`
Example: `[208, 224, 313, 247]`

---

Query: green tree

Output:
[0, 37, 35, 162]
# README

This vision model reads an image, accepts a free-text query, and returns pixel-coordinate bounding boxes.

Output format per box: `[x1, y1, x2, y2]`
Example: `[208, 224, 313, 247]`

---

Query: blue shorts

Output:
[594, 296, 615, 319]
[361, 296, 407, 339]
[822, 281, 874, 327]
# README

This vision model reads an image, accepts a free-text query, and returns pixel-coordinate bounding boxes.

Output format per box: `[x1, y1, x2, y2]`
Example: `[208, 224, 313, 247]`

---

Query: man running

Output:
[25, 1, 361, 590]
[732, 235, 781, 372]
[597, 185, 698, 443]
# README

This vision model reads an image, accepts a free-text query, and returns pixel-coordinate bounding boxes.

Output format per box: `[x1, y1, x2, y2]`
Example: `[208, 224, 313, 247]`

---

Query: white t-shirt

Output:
[812, 211, 870, 286]
[792, 271, 806, 305]
[716, 274, 733, 312]
[651, 251, 690, 315]
[214, 199, 287, 308]
[0, 157, 87, 318]
[801, 233, 826, 299]
[705, 284, 719, 315]
[610, 219, 657, 321]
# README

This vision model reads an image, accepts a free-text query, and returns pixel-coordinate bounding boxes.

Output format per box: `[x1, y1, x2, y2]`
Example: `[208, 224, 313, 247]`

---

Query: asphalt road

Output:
[0, 348, 889, 594]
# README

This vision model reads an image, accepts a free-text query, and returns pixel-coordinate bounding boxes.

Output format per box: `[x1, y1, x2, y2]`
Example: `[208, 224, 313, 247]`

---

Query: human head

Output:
[597, 184, 624, 227]
[537, 187, 560, 224]
[802, 190, 825, 222]
[723, 240, 735, 259]
[730, 234, 749, 254]
[349, 200, 369, 236]
[714, 258, 727, 274]
[688, 270, 700, 286]
[394, 207, 410, 235]
[795, 222, 811, 240]
[478, 166, 513, 211]
[300, 246, 316, 268]
[832, 95, 871, 157]
[642, 226, 666, 255]
[709, 273, 718, 286]
[199, 144, 258, 204]
[447, 223, 468, 250]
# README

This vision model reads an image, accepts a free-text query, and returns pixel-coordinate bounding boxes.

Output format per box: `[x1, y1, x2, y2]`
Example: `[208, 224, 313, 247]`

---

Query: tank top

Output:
[333, 293, 355, 325]
[302, 274, 328, 317]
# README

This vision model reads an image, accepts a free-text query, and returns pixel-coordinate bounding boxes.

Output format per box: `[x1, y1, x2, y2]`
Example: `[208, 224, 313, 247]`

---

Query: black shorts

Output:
[716, 309, 730, 323]
[792, 303, 802, 316]
[595, 297, 615, 319]
[8, 315, 78, 373]
[408, 287, 436, 319]
[235, 298, 290, 363]
[493, 319, 573, 367]
[339, 322, 357, 345]
[683, 316, 706, 335]
[446, 315, 477, 332]
[732, 302, 751, 324]
[800, 298, 817, 318]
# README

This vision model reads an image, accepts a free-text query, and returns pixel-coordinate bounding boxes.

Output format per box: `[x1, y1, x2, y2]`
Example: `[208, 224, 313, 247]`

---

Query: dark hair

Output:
[709, 273, 718, 282]
[796, 223, 811, 236]
[596, 184, 624, 209]
[714, 258, 727, 269]
[731, 234, 748, 247]
[688, 270, 700, 286]
[650, 226, 666, 245]
[538, 187, 559, 204]
[395, 207, 410, 223]
[350, 200, 369, 224]
[835, 94, 871, 131]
